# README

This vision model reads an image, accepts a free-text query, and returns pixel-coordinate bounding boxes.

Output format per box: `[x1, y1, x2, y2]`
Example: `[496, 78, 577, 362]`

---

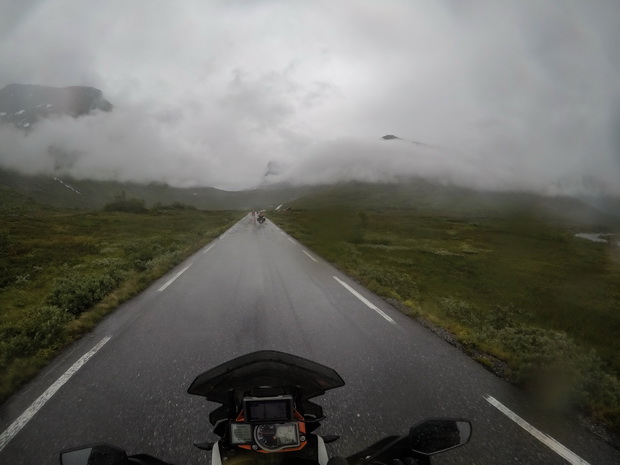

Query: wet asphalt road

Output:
[1, 214, 619, 464]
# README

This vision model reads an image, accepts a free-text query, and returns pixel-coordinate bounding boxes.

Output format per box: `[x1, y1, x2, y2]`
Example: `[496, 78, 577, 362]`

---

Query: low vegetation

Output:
[271, 209, 620, 435]
[2, 182, 620, 437]
[0, 198, 242, 402]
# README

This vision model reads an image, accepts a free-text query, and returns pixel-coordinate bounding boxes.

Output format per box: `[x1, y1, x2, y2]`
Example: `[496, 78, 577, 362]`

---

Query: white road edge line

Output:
[202, 244, 215, 254]
[484, 395, 590, 465]
[158, 264, 192, 292]
[0, 336, 111, 452]
[288, 238, 295, 244]
[333, 276, 395, 324]
[302, 250, 318, 262]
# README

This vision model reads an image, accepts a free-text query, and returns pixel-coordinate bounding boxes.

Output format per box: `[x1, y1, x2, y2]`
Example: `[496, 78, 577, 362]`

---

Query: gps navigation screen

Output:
[244, 397, 293, 422]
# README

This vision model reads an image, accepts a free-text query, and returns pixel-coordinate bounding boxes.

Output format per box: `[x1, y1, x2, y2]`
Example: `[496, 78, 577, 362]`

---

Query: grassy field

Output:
[2, 181, 620, 436]
[0, 199, 242, 403]
[271, 208, 620, 434]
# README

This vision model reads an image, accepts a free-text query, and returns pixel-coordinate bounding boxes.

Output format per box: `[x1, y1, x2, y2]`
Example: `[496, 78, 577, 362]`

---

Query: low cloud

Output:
[0, 0, 618, 195]
[269, 137, 618, 196]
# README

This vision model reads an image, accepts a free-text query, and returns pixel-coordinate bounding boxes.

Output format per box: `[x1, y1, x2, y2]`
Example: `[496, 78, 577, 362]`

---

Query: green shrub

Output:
[153, 202, 197, 211]
[128, 242, 183, 272]
[46, 272, 122, 315]
[102, 194, 148, 213]
[439, 296, 620, 428]
[91, 257, 126, 270]
[485, 304, 532, 330]
[0, 265, 13, 289]
[440, 298, 531, 331]
[0, 231, 11, 289]
[440, 297, 480, 327]
[105, 199, 148, 213]
[0, 230, 10, 255]
[358, 265, 419, 301]
[0, 306, 70, 370]
[90, 258, 128, 283]
[143, 251, 180, 270]
[494, 326, 620, 422]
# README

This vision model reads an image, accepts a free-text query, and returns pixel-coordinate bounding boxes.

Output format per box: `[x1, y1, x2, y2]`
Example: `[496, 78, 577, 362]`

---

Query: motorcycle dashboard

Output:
[229, 396, 300, 452]
[230, 422, 301, 451]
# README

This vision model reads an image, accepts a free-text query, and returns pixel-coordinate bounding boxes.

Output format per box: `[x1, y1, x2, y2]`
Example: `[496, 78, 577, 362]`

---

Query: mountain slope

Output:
[286, 179, 620, 226]
[0, 168, 313, 211]
[1, 167, 617, 226]
[0, 83, 112, 128]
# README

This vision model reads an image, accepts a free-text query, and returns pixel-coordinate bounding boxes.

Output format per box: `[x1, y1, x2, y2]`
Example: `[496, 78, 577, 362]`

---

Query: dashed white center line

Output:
[485, 395, 590, 465]
[0, 336, 111, 452]
[302, 250, 318, 262]
[158, 264, 192, 292]
[333, 276, 394, 323]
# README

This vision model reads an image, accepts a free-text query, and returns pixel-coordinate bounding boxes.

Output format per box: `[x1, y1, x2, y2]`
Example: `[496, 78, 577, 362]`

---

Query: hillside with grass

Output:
[0, 191, 243, 403]
[286, 179, 620, 226]
[2, 175, 620, 439]
[0, 168, 317, 211]
[270, 187, 620, 439]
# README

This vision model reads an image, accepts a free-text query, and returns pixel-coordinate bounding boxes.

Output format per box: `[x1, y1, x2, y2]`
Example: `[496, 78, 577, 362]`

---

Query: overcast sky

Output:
[1, 0, 619, 194]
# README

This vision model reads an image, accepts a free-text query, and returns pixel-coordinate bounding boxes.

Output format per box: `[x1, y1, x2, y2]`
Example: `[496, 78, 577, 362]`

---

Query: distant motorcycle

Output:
[60, 351, 472, 465]
[257, 214, 266, 224]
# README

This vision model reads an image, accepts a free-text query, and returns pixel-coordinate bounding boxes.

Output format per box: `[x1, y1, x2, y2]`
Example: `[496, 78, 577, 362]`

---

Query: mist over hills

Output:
[1, 166, 618, 229]
[286, 179, 620, 225]
[0, 167, 317, 211]
[0, 83, 617, 226]
[1, 82, 618, 196]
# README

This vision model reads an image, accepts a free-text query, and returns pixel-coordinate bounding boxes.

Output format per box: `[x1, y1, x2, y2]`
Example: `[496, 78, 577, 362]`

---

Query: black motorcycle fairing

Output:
[408, 419, 472, 455]
[189, 351, 344, 434]
[209, 399, 326, 426]
[188, 351, 345, 405]
[345, 436, 401, 465]
[59, 351, 473, 465]
[59, 444, 172, 465]
[346, 419, 472, 465]
[60, 443, 128, 465]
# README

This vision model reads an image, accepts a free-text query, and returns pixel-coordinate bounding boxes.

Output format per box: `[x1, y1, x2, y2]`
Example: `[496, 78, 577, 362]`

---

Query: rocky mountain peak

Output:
[0, 83, 113, 128]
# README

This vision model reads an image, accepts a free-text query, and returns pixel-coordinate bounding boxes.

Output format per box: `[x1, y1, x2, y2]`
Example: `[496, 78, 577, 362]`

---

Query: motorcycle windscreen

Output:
[187, 350, 345, 403]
